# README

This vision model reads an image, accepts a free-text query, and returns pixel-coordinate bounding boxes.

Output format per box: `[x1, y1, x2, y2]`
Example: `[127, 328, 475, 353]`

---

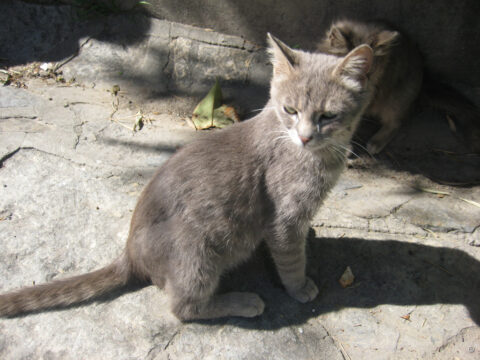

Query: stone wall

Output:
[144, 0, 480, 87]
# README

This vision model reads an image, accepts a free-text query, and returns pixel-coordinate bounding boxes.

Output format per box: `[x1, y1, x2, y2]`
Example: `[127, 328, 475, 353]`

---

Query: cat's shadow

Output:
[13, 231, 479, 329]
[206, 230, 480, 330]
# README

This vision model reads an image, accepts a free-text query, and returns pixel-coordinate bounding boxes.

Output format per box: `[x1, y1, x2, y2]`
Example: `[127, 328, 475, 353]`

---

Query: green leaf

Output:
[192, 79, 223, 129]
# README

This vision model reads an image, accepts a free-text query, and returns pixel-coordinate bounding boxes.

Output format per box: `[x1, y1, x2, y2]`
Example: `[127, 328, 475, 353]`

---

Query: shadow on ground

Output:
[11, 231, 478, 330]
[351, 108, 480, 186]
[211, 232, 480, 330]
[0, 0, 151, 67]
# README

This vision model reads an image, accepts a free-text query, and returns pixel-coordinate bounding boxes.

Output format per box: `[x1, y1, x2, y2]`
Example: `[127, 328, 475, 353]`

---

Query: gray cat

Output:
[0, 34, 373, 320]
[317, 19, 423, 154]
[317, 19, 480, 154]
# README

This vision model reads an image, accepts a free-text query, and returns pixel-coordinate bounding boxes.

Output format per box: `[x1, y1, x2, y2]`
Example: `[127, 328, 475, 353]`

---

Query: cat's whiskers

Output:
[351, 140, 377, 161]
[332, 141, 360, 159]
[326, 144, 348, 164]
[330, 141, 371, 167]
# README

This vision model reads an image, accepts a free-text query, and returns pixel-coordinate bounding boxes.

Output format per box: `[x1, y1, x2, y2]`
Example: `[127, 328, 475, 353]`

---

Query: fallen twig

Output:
[415, 187, 480, 209]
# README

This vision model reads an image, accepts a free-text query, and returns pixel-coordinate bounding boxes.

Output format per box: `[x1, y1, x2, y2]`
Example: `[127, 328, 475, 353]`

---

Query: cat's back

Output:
[132, 115, 269, 226]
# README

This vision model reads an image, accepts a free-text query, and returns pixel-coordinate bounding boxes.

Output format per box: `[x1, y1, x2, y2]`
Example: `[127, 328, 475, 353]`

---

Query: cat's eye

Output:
[283, 106, 298, 115]
[320, 112, 337, 120]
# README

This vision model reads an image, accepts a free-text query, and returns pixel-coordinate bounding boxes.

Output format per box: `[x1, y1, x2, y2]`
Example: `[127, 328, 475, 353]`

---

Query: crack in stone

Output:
[55, 37, 92, 72]
[163, 328, 181, 351]
[434, 326, 479, 353]
[170, 34, 254, 52]
[69, 107, 84, 150]
[0, 146, 87, 168]
[162, 24, 173, 77]
[317, 322, 349, 360]
[389, 198, 413, 216]
[0, 147, 23, 168]
[0, 116, 38, 120]
[351, 197, 414, 221]
[315, 223, 423, 237]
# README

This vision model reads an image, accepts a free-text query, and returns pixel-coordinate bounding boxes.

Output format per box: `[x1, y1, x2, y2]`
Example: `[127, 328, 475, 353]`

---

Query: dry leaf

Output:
[339, 266, 355, 288]
[191, 80, 239, 130]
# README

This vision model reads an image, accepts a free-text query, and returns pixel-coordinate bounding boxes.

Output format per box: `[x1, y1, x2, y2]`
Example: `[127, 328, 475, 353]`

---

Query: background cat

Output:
[317, 19, 480, 154]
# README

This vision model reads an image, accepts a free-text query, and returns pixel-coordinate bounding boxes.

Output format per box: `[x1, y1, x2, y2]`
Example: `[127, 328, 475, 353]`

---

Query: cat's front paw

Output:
[366, 138, 387, 155]
[286, 277, 319, 303]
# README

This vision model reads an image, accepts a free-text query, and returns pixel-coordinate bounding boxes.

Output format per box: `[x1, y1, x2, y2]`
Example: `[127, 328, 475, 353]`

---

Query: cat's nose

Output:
[299, 135, 312, 145]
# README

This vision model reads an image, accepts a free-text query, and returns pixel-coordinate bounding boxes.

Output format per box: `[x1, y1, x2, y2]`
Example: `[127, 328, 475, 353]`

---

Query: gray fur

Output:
[317, 19, 423, 154]
[0, 35, 373, 320]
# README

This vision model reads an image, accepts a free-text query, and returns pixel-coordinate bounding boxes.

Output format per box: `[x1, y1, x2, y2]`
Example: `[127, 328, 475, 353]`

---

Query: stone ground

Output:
[1, 2, 480, 360]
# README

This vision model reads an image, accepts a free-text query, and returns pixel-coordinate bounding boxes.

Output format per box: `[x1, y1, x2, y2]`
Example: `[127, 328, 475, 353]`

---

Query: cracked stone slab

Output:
[319, 305, 477, 360]
[148, 320, 343, 360]
[169, 22, 259, 51]
[0, 87, 44, 159]
[57, 14, 270, 96]
[0, 151, 347, 360]
[325, 173, 414, 219]
[395, 193, 480, 233]
[433, 326, 480, 359]
[0, 149, 175, 358]
[166, 37, 257, 93]
[1, 79, 197, 171]
[315, 171, 480, 235]
[61, 23, 171, 94]
[1, 9, 480, 358]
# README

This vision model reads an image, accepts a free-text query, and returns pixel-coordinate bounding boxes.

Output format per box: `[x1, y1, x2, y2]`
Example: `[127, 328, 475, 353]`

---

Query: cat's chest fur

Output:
[264, 133, 342, 223]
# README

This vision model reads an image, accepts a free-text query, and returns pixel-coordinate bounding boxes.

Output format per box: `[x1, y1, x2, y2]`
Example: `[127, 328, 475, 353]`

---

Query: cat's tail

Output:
[422, 74, 480, 153]
[0, 254, 131, 317]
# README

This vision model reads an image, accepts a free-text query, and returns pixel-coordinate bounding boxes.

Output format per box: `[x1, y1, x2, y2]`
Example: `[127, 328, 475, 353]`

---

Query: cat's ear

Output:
[327, 25, 350, 53]
[374, 30, 400, 55]
[333, 44, 373, 90]
[267, 33, 297, 77]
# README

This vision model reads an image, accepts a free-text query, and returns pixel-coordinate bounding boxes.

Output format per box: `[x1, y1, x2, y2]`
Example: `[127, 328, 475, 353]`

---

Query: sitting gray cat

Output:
[0, 34, 373, 320]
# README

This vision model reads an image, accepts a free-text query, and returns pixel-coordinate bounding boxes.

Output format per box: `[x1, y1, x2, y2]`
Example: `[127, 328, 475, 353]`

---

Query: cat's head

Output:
[321, 20, 399, 56]
[268, 33, 373, 152]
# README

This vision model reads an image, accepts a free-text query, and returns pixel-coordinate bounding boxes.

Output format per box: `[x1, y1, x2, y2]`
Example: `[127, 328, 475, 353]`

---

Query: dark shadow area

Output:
[204, 232, 480, 330]
[149, 0, 480, 87]
[102, 40, 270, 115]
[99, 137, 179, 154]
[350, 108, 480, 186]
[2, 0, 272, 115]
[7, 232, 479, 327]
[0, 0, 151, 67]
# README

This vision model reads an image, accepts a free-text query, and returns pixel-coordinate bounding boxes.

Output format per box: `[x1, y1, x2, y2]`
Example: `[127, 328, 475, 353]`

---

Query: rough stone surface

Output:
[0, 0, 271, 103]
[18, 0, 480, 88]
[1, 74, 479, 360]
[1, 2, 480, 359]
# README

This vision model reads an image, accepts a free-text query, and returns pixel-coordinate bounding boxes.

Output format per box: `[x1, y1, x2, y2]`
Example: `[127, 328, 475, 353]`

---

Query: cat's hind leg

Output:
[170, 291, 265, 321]
[367, 95, 416, 155]
[163, 256, 264, 321]
[366, 114, 402, 155]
